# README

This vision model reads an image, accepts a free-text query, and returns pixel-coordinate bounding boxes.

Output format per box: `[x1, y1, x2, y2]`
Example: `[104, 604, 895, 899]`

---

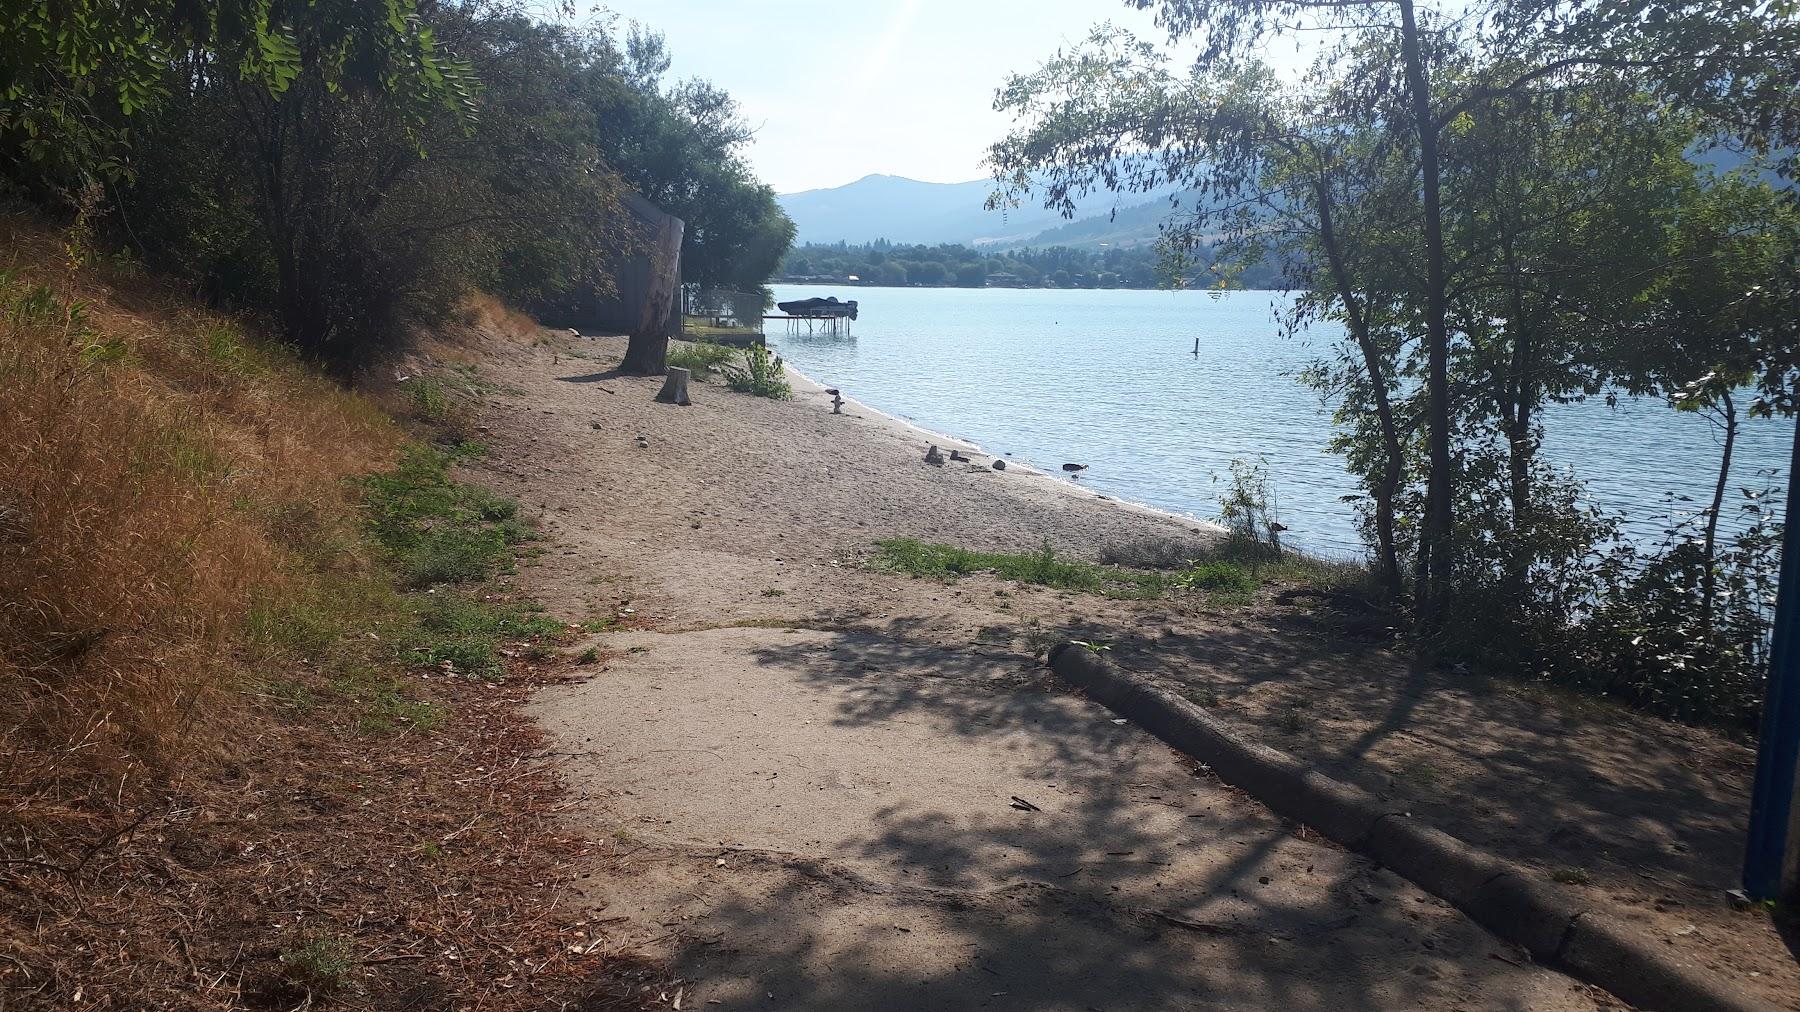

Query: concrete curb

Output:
[1048, 643, 1778, 1012]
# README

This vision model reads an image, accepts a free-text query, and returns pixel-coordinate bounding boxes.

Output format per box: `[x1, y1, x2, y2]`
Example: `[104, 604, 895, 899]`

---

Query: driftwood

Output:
[655, 367, 692, 406]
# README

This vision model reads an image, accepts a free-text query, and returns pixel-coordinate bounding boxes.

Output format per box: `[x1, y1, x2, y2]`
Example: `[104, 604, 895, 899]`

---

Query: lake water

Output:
[768, 285, 1792, 557]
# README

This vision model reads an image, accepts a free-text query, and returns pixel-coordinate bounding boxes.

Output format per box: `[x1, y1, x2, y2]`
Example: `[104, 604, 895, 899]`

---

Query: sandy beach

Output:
[437, 330, 1794, 1009]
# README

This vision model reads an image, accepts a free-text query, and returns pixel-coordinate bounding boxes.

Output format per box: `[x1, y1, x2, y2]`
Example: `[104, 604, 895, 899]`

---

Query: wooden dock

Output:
[764, 314, 851, 336]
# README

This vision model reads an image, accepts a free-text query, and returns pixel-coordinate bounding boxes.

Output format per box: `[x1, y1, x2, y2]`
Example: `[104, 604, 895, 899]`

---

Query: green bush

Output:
[722, 344, 792, 400]
[666, 340, 738, 380]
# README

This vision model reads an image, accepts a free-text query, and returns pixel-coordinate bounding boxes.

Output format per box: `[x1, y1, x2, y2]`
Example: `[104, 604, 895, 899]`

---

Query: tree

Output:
[913, 260, 948, 286]
[4, 0, 480, 365]
[1601, 173, 1800, 646]
[991, 34, 1420, 598]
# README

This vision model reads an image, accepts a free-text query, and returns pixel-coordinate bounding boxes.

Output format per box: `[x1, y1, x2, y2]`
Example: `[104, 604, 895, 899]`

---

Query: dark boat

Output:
[777, 296, 858, 320]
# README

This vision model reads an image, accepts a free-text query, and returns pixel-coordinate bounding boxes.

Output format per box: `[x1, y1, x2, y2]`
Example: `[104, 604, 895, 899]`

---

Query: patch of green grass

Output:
[872, 537, 1287, 604]
[576, 646, 600, 664]
[871, 538, 1167, 599]
[264, 678, 318, 714]
[400, 592, 563, 680]
[761, 587, 785, 598]
[1550, 866, 1592, 885]
[666, 340, 739, 380]
[279, 933, 358, 999]
[357, 686, 446, 734]
[1172, 560, 1255, 595]
[361, 445, 533, 587]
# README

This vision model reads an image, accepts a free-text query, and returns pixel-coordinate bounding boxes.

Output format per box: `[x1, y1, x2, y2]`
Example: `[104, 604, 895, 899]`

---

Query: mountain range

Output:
[778, 150, 1786, 252]
[776, 174, 1185, 249]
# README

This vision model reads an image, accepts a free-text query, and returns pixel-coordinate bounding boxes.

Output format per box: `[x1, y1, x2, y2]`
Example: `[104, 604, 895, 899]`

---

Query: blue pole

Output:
[1746, 415, 1800, 900]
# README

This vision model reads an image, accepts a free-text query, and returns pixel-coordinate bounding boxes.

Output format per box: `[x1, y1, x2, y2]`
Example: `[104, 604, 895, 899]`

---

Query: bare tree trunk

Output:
[1399, 0, 1455, 628]
[1701, 389, 1737, 643]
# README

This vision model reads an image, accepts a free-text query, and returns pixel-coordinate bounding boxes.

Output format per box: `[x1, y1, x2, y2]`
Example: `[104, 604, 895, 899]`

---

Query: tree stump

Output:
[655, 367, 692, 406]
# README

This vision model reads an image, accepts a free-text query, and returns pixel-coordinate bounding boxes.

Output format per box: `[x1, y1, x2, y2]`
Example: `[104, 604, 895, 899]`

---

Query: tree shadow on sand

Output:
[632, 624, 1584, 1011]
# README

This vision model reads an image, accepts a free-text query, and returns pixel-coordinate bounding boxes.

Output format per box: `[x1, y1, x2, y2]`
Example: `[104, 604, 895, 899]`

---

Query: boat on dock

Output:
[775, 296, 858, 321]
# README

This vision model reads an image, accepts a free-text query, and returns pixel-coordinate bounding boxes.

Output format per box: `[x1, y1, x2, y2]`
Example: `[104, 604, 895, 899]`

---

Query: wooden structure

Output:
[769, 295, 857, 336]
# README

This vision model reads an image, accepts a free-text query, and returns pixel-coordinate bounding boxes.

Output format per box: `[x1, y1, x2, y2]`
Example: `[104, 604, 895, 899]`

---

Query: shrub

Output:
[666, 340, 738, 380]
[1215, 456, 1285, 564]
[722, 344, 792, 399]
[407, 377, 453, 422]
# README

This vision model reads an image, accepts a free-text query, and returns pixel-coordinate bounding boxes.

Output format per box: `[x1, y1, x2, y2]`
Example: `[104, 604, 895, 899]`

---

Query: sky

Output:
[590, 0, 1172, 195]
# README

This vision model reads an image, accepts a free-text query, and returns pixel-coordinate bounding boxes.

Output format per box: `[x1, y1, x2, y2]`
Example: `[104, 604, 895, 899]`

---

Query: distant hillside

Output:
[1021, 190, 1203, 249]
[777, 174, 1183, 247]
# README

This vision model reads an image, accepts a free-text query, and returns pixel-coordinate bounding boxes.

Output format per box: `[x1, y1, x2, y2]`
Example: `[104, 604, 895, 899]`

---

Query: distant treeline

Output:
[779, 240, 1283, 290]
[0, 3, 793, 369]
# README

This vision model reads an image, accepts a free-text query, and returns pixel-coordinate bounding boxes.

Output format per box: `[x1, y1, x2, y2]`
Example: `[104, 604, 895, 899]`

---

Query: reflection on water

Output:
[769, 285, 1790, 557]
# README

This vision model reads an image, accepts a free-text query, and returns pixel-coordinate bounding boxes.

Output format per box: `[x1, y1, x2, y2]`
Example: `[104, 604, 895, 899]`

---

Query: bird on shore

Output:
[1061, 463, 1088, 477]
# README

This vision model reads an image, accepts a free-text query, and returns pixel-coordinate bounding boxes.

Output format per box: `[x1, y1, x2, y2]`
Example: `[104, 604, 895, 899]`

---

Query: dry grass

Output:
[0, 219, 399, 845]
[461, 290, 546, 344]
[0, 218, 658, 1008]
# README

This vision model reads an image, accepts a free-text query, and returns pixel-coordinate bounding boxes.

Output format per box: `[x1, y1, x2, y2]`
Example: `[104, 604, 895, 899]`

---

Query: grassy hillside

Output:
[0, 218, 636, 1009]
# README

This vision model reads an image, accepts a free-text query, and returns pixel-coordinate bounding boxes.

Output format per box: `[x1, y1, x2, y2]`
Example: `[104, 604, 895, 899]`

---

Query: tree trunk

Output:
[1316, 180, 1407, 602]
[1701, 389, 1737, 643]
[1399, 0, 1455, 628]
[655, 367, 692, 406]
[619, 331, 668, 376]
[617, 206, 685, 376]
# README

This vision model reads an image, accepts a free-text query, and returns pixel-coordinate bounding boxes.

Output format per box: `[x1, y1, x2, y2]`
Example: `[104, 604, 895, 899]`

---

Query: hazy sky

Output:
[593, 0, 1169, 194]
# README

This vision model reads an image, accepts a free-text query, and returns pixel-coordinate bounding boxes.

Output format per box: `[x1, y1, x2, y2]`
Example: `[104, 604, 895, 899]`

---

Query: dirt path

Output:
[437, 332, 1620, 1009]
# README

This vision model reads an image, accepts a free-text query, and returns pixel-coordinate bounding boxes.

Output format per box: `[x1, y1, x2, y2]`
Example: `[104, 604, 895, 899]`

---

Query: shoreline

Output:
[781, 361, 1228, 538]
